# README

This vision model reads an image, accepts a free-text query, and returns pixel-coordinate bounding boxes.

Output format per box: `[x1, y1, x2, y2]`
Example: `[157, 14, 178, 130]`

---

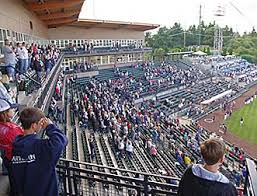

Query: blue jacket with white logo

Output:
[11, 124, 68, 196]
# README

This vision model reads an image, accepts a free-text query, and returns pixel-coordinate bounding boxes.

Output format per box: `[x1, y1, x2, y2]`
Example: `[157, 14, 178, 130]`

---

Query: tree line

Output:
[145, 22, 257, 63]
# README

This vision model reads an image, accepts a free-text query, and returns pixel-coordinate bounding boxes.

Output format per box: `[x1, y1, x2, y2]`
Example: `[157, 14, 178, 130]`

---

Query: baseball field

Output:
[225, 99, 257, 145]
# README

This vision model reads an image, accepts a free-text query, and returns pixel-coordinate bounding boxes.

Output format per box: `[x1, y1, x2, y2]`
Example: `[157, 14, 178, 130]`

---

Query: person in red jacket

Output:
[0, 99, 24, 195]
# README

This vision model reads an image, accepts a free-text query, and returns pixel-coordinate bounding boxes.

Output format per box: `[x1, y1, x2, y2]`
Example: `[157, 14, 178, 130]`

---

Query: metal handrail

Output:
[0, 64, 41, 86]
[58, 158, 180, 181]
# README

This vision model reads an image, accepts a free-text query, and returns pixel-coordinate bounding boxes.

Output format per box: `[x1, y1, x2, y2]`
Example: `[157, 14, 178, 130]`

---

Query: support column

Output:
[107, 56, 110, 64]
[100, 56, 103, 65]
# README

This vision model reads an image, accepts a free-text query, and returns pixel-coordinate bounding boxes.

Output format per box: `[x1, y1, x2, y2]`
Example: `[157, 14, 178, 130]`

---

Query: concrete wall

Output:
[0, 0, 146, 41]
[0, 0, 48, 39]
[48, 26, 145, 40]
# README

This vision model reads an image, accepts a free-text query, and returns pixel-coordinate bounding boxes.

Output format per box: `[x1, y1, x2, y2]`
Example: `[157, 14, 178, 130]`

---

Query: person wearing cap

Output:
[0, 99, 23, 195]
[0, 71, 15, 104]
[3, 39, 17, 82]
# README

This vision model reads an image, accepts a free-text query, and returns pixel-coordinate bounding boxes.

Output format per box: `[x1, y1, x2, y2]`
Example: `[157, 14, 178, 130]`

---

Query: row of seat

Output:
[58, 62, 246, 190]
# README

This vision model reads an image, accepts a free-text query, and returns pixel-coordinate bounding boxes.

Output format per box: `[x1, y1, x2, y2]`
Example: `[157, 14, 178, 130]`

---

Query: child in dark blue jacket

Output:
[11, 107, 68, 196]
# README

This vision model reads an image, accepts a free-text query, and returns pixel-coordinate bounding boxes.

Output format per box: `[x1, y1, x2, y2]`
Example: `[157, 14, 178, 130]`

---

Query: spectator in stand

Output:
[3, 39, 17, 81]
[23, 42, 29, 73]
[55, 82, 61, 100]
[178, 138, 237, 196]
[89, 135, 95, 161]
[150, 145, 157, 159]
[11, 107, 68, 196]
[176, 150, 184, 166]
[0, 99, 24, 195]
[0, 71, 15, 104]
[31, 43, 38, 56]
[32, 54, 44, 83]
[118, 139, 125, 158]
[126, 140, 133, 158]
[233, 170, 242, 187]
[44, 51, 53, 76]
[17, 42, 29, 74]
[184, 154, 192, 166]
[4, 42, 60, 97]
[151, 127, 158, 144]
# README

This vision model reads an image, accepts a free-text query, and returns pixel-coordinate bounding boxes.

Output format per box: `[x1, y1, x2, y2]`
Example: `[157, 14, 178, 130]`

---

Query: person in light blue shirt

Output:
[3, 39, 17, 81]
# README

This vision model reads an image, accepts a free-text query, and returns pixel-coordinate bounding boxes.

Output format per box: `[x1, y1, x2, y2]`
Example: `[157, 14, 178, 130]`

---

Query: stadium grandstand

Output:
[0, 0, 257, 196]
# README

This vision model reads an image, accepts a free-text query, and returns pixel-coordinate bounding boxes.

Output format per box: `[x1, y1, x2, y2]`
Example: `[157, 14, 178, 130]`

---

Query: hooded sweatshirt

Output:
[11, 124, 68, 196]
[177, 164, 237, 196]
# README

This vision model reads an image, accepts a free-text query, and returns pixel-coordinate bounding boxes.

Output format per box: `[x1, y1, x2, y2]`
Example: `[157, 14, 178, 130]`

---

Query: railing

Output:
[34, 55, 254, 196]
[244, 158, 257, 196]
[62, 47, 152, 57]
[33, 54, 64, 113]
[193, 79, 257, 122]
[56, 158, 249, 196]
[57, 158, 179, 196]
[0, 64, 41, 96]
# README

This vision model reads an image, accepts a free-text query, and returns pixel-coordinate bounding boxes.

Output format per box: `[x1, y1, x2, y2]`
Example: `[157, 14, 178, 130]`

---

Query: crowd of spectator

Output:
[192, 55, 257, 80]
[63, 41, 143, 55]
[51, 62, 248, 192]
[110, 61, 205, 99]
[2, 38, 60, 83]
[1, 35, 255, 195]
[66, 61, 96, 74]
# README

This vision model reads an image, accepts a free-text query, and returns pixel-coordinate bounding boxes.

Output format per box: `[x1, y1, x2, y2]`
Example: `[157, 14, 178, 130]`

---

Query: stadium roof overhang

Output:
[23, 0, 85, 28]
[68, 19, 160, 31]
[201, 89, 233, 105]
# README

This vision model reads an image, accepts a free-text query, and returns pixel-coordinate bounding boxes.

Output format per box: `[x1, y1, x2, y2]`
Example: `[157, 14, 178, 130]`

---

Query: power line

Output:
[166, 30, 236, 38]
[229, 1, 255, 28]
[186, 31, 236, 38]
[229, 2, 244, 17]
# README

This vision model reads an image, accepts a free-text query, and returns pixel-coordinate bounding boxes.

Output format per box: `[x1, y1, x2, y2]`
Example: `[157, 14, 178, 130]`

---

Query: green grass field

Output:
[225, 99, 257, 145]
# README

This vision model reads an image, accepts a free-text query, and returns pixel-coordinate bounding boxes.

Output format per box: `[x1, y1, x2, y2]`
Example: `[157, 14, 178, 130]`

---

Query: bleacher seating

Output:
[49, 61, 253, 194]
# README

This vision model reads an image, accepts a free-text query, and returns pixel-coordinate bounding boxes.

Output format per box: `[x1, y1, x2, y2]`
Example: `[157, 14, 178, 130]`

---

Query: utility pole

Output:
[198, 4, 202, 47]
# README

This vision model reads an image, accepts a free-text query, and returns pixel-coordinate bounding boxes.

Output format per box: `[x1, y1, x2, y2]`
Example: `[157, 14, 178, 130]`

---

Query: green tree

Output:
[221, 48, 227, 56]
[153, 48, 166, 61]
[146, 20, 257, 63]
[206, 47, 211, 55]
[145, 32, 152, 47]
[228, 48, 233, 55]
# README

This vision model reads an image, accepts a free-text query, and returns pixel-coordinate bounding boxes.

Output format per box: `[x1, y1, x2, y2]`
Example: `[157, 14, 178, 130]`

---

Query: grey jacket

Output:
[3, 45, 16, 65]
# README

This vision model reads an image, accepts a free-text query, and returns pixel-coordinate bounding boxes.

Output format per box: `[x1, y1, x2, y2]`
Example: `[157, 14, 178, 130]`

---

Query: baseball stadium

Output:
[0, 0, 256, 196]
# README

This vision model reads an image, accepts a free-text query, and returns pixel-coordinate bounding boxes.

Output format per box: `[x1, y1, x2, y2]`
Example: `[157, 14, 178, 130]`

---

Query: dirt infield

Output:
[198, 84, 257, 158]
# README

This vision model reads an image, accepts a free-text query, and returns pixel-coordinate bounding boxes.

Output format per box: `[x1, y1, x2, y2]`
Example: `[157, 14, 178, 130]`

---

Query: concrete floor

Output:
[0, 159, 9, 196]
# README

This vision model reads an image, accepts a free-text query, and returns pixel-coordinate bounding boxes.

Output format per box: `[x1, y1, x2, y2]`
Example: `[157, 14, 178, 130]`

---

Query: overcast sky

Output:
[79, 0, 256, 34]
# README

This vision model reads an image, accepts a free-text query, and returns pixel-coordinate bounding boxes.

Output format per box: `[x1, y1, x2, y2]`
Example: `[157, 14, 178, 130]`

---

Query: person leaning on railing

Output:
[11, 107, 68, 196]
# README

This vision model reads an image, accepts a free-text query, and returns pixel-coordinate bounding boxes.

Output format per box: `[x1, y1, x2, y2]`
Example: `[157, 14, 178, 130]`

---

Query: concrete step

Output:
[0, 158, 9, 196]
